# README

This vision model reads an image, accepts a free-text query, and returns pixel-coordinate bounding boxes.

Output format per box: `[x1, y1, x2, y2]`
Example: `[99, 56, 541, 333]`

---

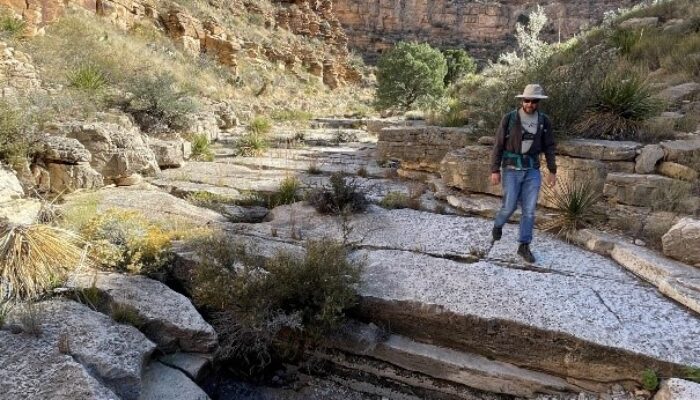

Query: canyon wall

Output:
[332, 0, 638, 62]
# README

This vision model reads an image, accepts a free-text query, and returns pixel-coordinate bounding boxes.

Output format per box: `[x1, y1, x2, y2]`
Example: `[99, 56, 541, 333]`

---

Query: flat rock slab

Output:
[654, 379, 700, 400]
[159, 353, 211, 381]
[140, 362, 210, 400]
[557, 139, 641, 161]
[0, 166, 24, 203]
[1, 299, 155, 400]
[231, 205, 700, 384]
[0, 198, 41, 224]
[68, 271, 217, 353]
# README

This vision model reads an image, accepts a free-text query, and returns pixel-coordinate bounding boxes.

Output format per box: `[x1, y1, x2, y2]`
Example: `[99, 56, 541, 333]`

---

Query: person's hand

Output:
[546, 173, 557, 188]
[490, 172, 501, 186]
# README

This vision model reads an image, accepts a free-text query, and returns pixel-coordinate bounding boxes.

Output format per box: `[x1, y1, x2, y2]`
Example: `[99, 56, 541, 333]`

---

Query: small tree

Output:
[375, 42, 447, 110]
[442, 49, 477, 85]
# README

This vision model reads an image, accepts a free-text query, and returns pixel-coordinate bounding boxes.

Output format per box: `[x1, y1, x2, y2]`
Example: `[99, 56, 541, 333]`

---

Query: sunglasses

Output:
[522, 99, 540, 104]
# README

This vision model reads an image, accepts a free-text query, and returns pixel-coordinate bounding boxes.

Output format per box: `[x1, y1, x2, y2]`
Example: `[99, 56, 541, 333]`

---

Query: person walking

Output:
[490, 84, 557, 263]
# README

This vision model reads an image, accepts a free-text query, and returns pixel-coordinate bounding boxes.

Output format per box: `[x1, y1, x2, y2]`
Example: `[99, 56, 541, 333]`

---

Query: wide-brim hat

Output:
[515, 84, 548, 99]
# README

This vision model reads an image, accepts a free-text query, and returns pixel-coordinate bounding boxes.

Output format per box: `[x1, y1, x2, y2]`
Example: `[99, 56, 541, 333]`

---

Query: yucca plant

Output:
[248, 116, 273, 136]
[541, 180, 601, 238]
[0, 15, 26, 37]
[236, 132, 269, 157]
[68, 63, 108, 91]
[189, 133, 214, 161]
[0, 224, 85, 301]
[574, 72, 661, 140]
[269, 176, 302, 207]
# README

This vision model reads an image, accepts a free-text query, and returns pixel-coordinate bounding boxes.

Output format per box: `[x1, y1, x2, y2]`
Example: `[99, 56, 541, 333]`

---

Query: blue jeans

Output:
[494, 168, 541, 244]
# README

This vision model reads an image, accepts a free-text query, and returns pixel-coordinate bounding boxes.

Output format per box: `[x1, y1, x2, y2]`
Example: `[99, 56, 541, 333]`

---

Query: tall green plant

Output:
[442, 49, 477, 85]
[541, 180, 602, 237]
[375, 42, 447, 110]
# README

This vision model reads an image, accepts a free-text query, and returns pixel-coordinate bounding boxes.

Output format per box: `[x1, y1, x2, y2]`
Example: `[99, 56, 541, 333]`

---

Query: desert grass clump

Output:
[0, 224, 84, 301]
[248, 115, 273, 136]
[541, 180, 601, 237]
[574, 72, 661, 141]
[67, 62, 108, 92]
[0, 13, 25, 37]
[269, 176, 302, 208]
[307, 173, 368, 215]
[110, 303, 144, 328]
[271, 109, 313, 125]
[191, 235, 361, 370]
[17, 302, 43, 336]
[379, 191, 420, 210]
[236, 132, 269, 157]
[0, 100, 35, 166]
[189, 134, 215, 161]
[185, 191, 236, 213]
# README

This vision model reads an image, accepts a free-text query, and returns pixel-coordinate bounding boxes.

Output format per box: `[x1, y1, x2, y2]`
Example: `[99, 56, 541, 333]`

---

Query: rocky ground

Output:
[3, 119, 700, 400]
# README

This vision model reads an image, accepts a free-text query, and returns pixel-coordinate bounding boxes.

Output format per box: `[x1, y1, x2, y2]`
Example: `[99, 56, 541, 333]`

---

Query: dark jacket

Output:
[490, 109, 557, 174]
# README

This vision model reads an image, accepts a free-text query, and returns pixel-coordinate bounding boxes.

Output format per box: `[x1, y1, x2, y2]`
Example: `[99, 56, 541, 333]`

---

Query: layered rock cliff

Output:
[332, 0, 639, 61]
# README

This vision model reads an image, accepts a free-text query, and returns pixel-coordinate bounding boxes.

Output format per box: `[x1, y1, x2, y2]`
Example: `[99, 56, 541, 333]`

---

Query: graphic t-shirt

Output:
[518, 109, 538, 154]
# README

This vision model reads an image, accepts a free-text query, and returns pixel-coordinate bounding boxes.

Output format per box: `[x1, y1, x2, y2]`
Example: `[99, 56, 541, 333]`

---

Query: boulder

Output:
[603, 173, 691, 208]
[37, 135, 92, 164]
[181, 112, 221, 142]
[635, 144, 664, 174]
[440, 146, 500, 197]
[149, 138, 189, 168]
[619, 17, 658, 30]
[159, 353, 211, 382]
[54, 120, 160, 182]
[657, 162, 699, 182]
[604, 161, 635, 173]
[222, 205, 269, 223]
[0, 198, 42, 224]
[660, 139, 700, 166]
[1, 299, 156, 400]
[68, 271, 217, 353]
[659, 83, 700, 103]
[378, 126, 471, 172]
[140, 362, 210, 400]
[662, 218, 700, 266]
[557, 139, 641, 161]
[654, 378, 700, 400]
[46, 162, 104, 193]
[0, 165, 23, 202]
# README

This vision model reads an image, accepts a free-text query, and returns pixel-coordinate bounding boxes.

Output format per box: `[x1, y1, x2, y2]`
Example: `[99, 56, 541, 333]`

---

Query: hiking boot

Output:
[517, 243, 535, 263]
[491, 226, 502, 242]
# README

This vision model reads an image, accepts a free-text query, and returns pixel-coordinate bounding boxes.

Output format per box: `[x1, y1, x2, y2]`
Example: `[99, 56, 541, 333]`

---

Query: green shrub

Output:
[271, 109, 313, 124]
[122, 72, 197, 133]
[442, 49, 477, 85]
[574, 71, 661, 140]
[541, 180, 602, 237]
[68, 63, 108, 91]
[0, 101, 32, 165]
[685, 367, 700, 383]
[609, 29, 640, 55]
[0, 14, 25, 37]
[307, 173, 368, 215]
[675, 113, 700, 132]
[380, 191, 420, 210]
[248, 116, 273, 135]
[236, 132, 269, 157]
[375, 42, 447, 110]
[189, 134, 214, 161]
[641, 368, 659, 391]
[269, 177, 302, 207]
[192, 236, 361, 369]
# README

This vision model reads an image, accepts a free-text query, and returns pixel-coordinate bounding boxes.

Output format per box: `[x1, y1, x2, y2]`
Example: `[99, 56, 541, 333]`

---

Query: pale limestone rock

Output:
[604, 160, 636, 173]
[654, 379, 700, 400]
[114, 174, 143, 186]
[660, 139, 700, 166]
[619, 17, 659, 29]
[635, 144, 664, 174]
[0, 165, 23, 202]
[662, 218, 700, 266]
[159, 353, 211, 381]
[657, 162, 699, 182]
[38, 135, 91, 164]
[139, 362, 210, 400]
[46, 162, 104, 193]
[377, 126, 471, 172]
[0, 198, 41, 224]
[68, 271, 217, 353]
[440, 146, 500, 196]
[557, 139, 641, 161]
[149, 138, 189, 168]
[365, 118, 425, 134]
[659, 83, 700, 103]
[603, 173, 691, 208]
[2, 299, 155, 400]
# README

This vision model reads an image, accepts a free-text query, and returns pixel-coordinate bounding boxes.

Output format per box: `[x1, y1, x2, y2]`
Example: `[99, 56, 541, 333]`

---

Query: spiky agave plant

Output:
[541, 180, 601, 238]
[0, 223, 85, 301]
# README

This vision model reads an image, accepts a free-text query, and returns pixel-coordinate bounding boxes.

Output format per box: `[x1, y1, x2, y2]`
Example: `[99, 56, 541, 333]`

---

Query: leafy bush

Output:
[122, 72, 197, 133]
[375, 42, 447, 110]
[0, 224, 84, 301]
[191, 235, 361, 369]
[541, 180, 602, 237]
[0, 101, 32, 165]
[641, 368, 659, 391]
[248, 116, 273, 135]
[189, 134, 214, 161]
[442, 49, 477, 85]
[574, 71, 661, 140]
[79, 209, 179, 275]
[379, 191, 420, 210]
[307, 173, 368, 215]
[67, 63, 108, 91]
[236, 132, 269, 157]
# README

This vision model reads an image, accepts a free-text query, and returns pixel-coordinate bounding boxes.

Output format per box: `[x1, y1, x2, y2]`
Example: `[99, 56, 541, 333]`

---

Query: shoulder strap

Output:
[504, 109, 517, 140]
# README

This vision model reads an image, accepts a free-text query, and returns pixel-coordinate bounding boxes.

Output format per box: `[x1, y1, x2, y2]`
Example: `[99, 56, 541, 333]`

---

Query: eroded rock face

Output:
[603, 173, 692, 209]
[0, 42, 44, 98]
[68, 271, 218, 353]
[0, 165, 24, 202]
[378, 126, 472, 172]
[149, 138, 190, 168]
[654, 379, 700, 400]
[333, 0, 636, 61]
[1, 299, 156, 400]
[45, 162, 104, 193]
[558, 139, 641, 161]
[662, 218, 700, 266]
